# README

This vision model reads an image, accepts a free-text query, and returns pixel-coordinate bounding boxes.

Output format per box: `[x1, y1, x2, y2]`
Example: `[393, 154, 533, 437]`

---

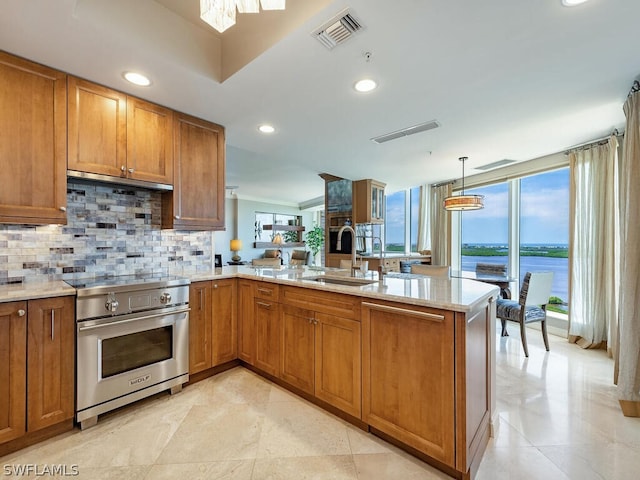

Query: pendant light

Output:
[443, 157, 484, 211]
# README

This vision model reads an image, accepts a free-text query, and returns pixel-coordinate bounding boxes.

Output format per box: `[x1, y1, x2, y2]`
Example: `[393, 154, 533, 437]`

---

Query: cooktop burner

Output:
[67, 273, 189, 294]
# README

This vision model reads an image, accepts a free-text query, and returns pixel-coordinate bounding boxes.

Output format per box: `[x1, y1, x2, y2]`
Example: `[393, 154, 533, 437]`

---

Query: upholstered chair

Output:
[410, 264, 451, 277]
[496, 271, 554, 357]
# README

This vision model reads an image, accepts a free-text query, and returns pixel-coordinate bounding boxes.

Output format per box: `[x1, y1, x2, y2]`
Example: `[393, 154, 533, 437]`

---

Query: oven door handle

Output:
[77, 308, 190, 332]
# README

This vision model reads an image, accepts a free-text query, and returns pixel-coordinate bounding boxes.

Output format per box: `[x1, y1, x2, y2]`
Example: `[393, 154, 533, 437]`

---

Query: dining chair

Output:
[496, 271, 554, 357]
[410, 264, 451, 277]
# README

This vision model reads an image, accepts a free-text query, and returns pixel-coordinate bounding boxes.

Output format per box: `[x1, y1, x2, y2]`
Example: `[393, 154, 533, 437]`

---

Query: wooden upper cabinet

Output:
[353, 179, 385, 224]
[0, 52, 67, 225]
[162, 112, 225, 230]
[67, 76, 127, 177]
[126, 96, 174, 184]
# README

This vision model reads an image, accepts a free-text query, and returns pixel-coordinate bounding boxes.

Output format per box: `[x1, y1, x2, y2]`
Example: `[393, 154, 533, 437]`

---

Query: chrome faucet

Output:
[336, 225, 357, 274]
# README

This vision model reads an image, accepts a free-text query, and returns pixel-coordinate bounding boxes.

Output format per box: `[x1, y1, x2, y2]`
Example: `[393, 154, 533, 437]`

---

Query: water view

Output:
[462, 243, 568, 312]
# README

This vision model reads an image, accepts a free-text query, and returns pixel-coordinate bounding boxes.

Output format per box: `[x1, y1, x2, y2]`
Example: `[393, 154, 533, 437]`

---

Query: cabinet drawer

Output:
[281, 286, 360, 320]
[254, 282, 280, 301]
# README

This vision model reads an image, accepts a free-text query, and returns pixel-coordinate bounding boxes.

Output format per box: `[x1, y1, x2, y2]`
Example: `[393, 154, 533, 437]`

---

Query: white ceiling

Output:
[2, 0, 639, 206]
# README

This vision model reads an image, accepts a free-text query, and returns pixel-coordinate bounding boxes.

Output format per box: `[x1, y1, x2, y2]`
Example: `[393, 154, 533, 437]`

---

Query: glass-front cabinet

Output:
[354, 179, 386, 224]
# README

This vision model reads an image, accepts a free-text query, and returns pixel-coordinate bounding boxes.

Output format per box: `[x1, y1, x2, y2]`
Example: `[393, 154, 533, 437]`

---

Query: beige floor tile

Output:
[155, 403, 264, 464]
[252, 455, 357, 480]
[344, 425, 395, 455]
[256, 400, 351, 458]
[352, 452, 450, 480]
[476, 446, 571, 480]
[144, 460, 255, 480]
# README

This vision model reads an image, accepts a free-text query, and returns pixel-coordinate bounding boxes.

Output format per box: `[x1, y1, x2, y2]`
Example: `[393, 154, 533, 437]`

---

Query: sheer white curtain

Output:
[568, 136, 619, 349]
[429, 184, 452, 266]
[416, 184, 430, 252]
[616, 81, 640, 416]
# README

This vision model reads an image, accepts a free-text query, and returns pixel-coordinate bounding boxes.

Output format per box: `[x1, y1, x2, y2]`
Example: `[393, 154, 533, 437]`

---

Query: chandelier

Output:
[443, 157, 484, 211]
[200, 0, 286, 33]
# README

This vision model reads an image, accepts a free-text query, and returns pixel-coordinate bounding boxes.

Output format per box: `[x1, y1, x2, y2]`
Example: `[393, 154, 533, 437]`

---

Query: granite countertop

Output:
[186, 265, 498, 313]
[0, 280, 76, 303]
[0, 266, 498, 312]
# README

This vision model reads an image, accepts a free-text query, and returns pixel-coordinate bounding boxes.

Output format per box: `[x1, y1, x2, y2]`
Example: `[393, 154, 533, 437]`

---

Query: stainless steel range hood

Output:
[67, 170, 173, 191]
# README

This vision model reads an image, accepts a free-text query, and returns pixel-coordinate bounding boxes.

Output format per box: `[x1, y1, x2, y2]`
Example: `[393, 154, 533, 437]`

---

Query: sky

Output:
[384, 168, 570, 246]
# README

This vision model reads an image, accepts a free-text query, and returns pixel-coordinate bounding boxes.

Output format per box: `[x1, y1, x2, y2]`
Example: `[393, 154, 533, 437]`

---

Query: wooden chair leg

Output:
[541, 319, 550, 351]
[500, 318, 508, 337]
[519, 320, 529, 357]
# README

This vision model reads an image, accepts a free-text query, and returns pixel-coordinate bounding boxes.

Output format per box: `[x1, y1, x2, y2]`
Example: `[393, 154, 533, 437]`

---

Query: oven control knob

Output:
[160, 293, 172, 304]
[105, 298, 119, 312]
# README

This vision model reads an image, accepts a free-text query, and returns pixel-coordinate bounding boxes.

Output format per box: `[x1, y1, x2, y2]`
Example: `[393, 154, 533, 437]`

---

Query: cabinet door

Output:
[189, 281, 212, 374]
[237, 280, 256, 364]
[212, 279, 237, 366]
[67, 77, 127, 177]
[26, 296, 74, 432]
[362, 302, 455, 467]
[0, 301, 27, 444]
[126, 96, 173, 184]
[280, 305, 315, 394]
[164, 113, 225, 230]
[254, 300, 280, 377]
[0, 52, 67, 225]
[315, 312, 361, 418]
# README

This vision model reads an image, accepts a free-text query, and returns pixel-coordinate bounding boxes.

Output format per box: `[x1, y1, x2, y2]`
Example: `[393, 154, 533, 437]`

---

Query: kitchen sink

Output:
[304, 276, 378, 287]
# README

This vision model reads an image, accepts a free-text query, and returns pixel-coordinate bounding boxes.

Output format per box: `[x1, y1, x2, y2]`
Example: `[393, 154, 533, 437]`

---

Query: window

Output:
[458, 167, 569, 313]
[410, 187, 420, 252]
[385, 190, 406, 252]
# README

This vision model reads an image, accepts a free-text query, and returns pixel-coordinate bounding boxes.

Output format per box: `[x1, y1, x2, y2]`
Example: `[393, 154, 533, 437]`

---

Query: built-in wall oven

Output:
[70, 275, 190, 429]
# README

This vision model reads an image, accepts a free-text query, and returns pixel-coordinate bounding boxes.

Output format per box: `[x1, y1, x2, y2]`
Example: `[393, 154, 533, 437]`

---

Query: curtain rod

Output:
[431, 179, 455, 188]
[563, 130, 623, 155]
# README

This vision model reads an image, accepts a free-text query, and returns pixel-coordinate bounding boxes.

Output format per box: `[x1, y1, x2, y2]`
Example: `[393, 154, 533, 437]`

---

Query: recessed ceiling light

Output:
[123, 71, 151, 86]
[354, 78, 377, 93]
[561, 0, 589, 6]
[258, 124, 275, 134]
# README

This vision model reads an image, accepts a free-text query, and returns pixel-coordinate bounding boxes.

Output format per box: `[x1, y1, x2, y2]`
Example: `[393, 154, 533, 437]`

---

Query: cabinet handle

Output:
[314, 319, 318, 325]
[51, 310, 55, 341]
[175, 216, 181, 220]
[213, 284, 218, 289]
[257, 288, 272, 296]
[362, 301, 445, 322]
[199, 289, 203, 311]
[256, 301, 272, 309]
[17, 309, 25, 317]
[128, 168, 134, 174]
[121, 165, 126, 172]
[59, 206, 66, 212]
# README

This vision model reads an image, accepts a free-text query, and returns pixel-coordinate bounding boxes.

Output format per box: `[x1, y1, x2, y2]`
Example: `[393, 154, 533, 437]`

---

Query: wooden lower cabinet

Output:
[280, 305, 315, 393]
[280, 287, 362, 418]
[211, 279, 237, 366]
[0, 296, 74, 447]
[254, 298, 280, 377]
[237, 280, 256, 364]
[189, 279, 238, 374]
[0, 302, 27, 444]
[26, 297, 75, 432]
[362, 300, 456, 468]
[189, 281, 212, 374]
[314, 312, 361, 418]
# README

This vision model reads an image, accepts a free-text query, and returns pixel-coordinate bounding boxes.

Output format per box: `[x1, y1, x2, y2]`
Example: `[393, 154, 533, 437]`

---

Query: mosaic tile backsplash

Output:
[0, 181, 215, 284]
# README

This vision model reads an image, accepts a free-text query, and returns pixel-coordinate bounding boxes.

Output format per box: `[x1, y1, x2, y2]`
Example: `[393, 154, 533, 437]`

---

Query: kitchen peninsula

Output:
[0, 266, 498, 480]
[188, 265, 499, 480]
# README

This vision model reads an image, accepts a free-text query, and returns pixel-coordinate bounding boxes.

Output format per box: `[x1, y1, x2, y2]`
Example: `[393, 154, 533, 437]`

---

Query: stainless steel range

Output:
[70, 274, 190, 429]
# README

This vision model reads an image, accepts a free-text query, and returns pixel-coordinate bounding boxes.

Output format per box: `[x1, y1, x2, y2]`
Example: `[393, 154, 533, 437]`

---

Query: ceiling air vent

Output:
[312, 9, 363, 50]
[475, 159, 517, 171]
[371, 120, 441, 144]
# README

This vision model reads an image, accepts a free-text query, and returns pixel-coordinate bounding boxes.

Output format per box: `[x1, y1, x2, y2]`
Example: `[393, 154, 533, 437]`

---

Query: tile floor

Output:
[2, 324, 639, 479]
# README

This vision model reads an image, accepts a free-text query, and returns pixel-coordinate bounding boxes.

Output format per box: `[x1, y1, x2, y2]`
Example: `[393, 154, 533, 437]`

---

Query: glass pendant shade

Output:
[443, 156, 484, 211]
[200, 0, 286, 33]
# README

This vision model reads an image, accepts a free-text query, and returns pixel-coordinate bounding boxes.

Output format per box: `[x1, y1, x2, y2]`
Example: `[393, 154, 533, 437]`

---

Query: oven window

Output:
[101, 326, 173, 378]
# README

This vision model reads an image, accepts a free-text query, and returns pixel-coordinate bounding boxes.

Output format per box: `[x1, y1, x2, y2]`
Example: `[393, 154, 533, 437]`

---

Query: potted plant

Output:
[305, 225, 324, 265]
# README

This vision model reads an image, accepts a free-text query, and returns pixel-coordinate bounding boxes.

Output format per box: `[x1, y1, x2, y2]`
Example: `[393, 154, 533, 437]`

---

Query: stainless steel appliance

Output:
[71, 274, 190, 429]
